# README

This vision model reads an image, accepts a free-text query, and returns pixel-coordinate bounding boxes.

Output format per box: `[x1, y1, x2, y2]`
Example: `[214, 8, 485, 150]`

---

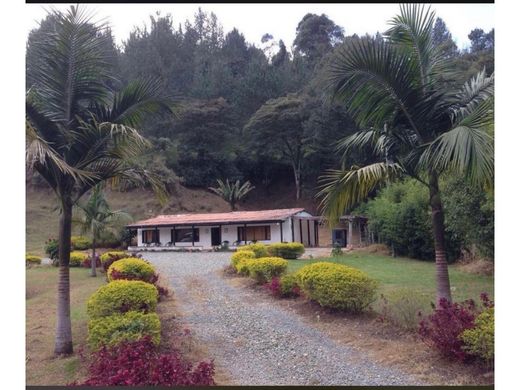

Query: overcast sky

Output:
[25, 3, 494, 51]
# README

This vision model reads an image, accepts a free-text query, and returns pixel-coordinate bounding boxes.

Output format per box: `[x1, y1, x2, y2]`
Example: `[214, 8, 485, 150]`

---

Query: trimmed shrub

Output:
[265, 274, 300, 298]
[418, 298, 478, 361]
[378, 288, 432, 330]
[88, 311, 161, 349]
[108, 258, 157, 283]
[267, 243, 304, 259]
[237, 243, 268, 258]
[70, 251, 88, 267]
[71, 235, 92, 250]
[461, 307, 494, 362]
[100, 251, 128, 272]
[44, 238, 59, 260]
[87, 280, 158, 319]
[296, 262, 378, 312]
[26, 254, 42, 266]
[230, 250, 255, 270]
[82, 255, 101, 269]
[247, 257, 288, 284]
[235, 258, 256, 276]
[77, 337, 215, 386]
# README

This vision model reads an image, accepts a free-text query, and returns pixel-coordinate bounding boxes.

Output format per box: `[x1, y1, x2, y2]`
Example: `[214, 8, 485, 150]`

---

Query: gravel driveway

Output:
[145, 251, 423, 386]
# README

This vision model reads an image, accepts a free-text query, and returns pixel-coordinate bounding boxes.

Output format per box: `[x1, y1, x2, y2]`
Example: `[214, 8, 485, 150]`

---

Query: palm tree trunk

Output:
[428, 172, 452, 306]
[54, 197, 73, 355]
[90, 236, 97, 277]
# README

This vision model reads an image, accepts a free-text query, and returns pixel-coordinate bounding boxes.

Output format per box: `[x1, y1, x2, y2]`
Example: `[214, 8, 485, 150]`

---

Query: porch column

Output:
[315, 221, 319, 247]
[219, 224, 222, 244]
[307, 220, 311, 247]
[172, 226, 176, 246]
[155, 227, 159, 245]
[280, 221, 283, 242]
[299, 219, 303, 245]
[348, 219, 353, 247]
[291, 218, 295, 242]
[191, 224, 195, 247]
[244, 223, 247, 245]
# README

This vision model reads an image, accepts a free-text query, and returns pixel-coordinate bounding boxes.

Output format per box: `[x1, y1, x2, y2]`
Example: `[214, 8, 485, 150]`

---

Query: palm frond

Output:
[317, 162, 403, 225]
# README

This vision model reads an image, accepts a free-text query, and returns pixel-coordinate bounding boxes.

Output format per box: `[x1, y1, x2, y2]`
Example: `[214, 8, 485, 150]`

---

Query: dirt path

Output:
[145, 251, 425, 386]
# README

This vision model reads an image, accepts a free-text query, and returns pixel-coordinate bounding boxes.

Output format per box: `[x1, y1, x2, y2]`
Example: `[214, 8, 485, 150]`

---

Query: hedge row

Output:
[86, 257, 161, 349]
[237, 242, 304, 260]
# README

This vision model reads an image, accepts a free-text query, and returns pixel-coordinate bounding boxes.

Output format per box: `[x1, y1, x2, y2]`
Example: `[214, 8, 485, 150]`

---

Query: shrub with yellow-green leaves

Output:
[87, 280, 158, 319]
[230, 250, 256, 270]
[247, 257, 288, 284]
[26, 254, 42, 266]
[88, 311, 161, 349]
[108, 258, 156, 283]
[70, 251, 89, 267]
[296, 262, 378, 312]
[235, 258, 256, 276]
[237, 243, 268, 258]
[100, 251, 128, 264]
[267, 243, 305, 259]
[461, 307, 494, 362]
[71, 235, 92, 250]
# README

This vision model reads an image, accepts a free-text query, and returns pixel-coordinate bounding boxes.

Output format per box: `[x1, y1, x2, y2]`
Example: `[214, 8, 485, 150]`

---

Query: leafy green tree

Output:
[25, 6, 173, 354]
[432, 17, 458, 58]
[209, 179, 255, 210]
[245, 93, 316, 200]
[74, 185, 131, 276]
[293, 13, 344, 62]
[319, 4, 494, 305]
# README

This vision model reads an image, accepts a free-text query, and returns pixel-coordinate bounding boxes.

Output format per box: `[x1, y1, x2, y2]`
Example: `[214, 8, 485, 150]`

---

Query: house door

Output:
[211, 227, 221, 246]
[332, 229, 347, 247]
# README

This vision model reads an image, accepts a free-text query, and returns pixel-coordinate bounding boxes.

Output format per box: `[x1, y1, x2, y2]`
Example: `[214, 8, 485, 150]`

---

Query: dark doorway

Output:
[211, 227, 221, 246]
[332, 229, 347, 247]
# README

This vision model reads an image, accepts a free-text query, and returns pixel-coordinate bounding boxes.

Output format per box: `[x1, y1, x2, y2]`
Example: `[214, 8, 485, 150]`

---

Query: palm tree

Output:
[318, 4, 494, 306]
[74, 185, 131, 277]
[209, 179, 255, 211]
[26, 6, 174, 354]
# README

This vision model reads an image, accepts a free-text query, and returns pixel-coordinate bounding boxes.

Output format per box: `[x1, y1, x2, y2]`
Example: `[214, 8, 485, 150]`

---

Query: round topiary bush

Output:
[70, 251, 89, 267]
[71, 235, 92, 250]
[88, 311, 161, 349]
[461, 307, 494, 362]
[230, 250, 256, 270]
[267, 243, 305, 259]
[107, 258, 157, 283]
[87, 280, 158, 319]
[237, 243, 268, 258]
[26, 254, 42, 266]
[296, 262, 378, 312]
[247, 257, 288, 284]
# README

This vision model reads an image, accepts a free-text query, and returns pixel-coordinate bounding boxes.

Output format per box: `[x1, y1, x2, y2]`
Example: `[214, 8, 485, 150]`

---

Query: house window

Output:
[174, 228, 199, 242]
[237, 225, 271, 242]
[142, 230, 157, 244]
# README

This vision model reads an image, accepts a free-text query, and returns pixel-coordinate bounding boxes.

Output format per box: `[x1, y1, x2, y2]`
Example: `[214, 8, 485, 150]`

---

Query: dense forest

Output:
[26, 8, 494, 261]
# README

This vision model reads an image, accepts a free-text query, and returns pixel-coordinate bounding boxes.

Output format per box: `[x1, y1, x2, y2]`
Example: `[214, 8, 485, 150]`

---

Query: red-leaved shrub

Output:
[82, 256, 101, 269]
[75, 337, 215, 386]
[264, 276, 300, 298]
[418, 298, 478, 361]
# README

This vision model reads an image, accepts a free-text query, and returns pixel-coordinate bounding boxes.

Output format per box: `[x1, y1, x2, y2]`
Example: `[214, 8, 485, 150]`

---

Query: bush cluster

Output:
[71, 235, 92, 250]
[82, 255, 101, 268]
[237, 243, 268, 258]
[77, 337, 215, 386]
[461, 307, 494, 362]
[296, 262, 378, 312]
[44, 238, 59, 260]
[267, 242, 305, 259]
[107, 258, 157, 283]
[87, 280, 158, 319]
[100, 251, 129, 272]
[88, 311, 161, 349]
[26, 254, 42, 266]
[70, 251, 88, 267]
[265, 274, 300, 298]
[247, 257, 288, 284]
[230, 250, 255, 270]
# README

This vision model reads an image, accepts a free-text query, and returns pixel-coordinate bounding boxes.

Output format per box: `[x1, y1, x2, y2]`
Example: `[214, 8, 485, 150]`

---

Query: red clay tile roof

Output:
[127, 208, 308, 228]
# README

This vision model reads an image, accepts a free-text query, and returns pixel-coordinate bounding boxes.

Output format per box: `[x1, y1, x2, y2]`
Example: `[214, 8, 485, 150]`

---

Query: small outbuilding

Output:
[127, 208, 320, 250]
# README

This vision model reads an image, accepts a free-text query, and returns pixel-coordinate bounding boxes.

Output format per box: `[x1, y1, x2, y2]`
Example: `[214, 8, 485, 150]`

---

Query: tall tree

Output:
[432, 17, 458, 58]
[74, 185, 131, 277]
[245, 93, 315, 200]
[26, 6, 174, 354]
[319, 4, 494, 305]
[293, 13, 344, 62]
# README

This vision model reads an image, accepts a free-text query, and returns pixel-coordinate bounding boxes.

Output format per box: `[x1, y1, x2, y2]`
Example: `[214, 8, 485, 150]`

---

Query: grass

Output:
[26, 266, 105, 385]
[288, 251, 494, 308]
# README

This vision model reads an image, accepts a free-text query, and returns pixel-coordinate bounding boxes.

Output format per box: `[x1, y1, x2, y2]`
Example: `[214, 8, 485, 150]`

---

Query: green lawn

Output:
[289, 252, 493, 307]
